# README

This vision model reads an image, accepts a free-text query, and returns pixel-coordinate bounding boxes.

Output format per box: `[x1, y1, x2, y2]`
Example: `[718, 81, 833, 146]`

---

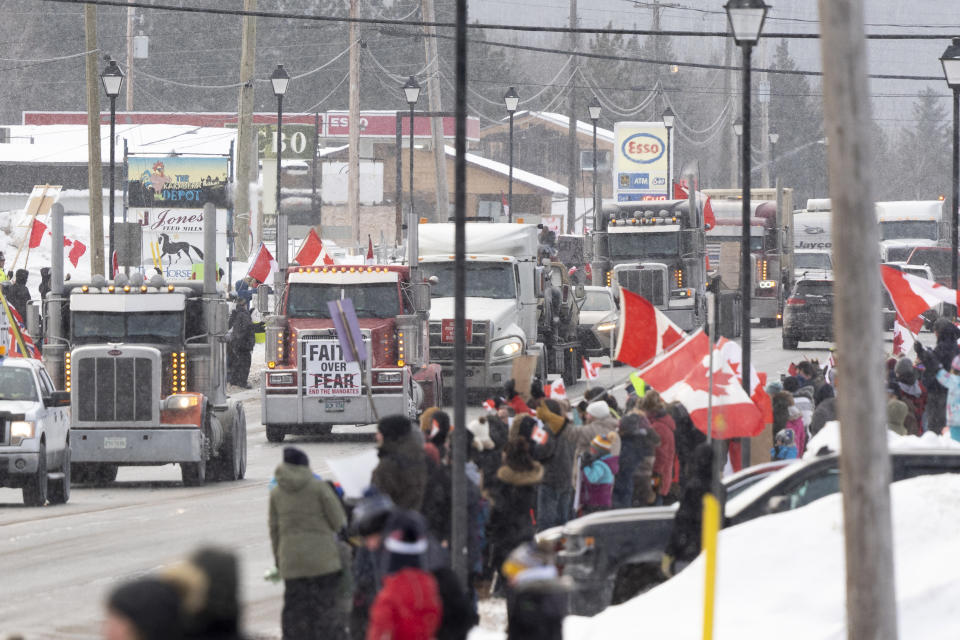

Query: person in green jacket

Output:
[269, 446, 348, 640]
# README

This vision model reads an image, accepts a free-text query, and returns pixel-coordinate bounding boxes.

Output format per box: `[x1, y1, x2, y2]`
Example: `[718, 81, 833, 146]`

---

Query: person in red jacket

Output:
[366, 510, 442, 640]
[643, 391, 676, 506]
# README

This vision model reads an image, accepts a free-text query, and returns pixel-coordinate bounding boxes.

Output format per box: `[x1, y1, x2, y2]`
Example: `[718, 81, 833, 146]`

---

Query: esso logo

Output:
[622, 133, 665, 164]
[328, 116, 349, 129]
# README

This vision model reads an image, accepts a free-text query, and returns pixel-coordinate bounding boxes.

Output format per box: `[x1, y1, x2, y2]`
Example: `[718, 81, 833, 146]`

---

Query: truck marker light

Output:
[140, 285, 148, 293]
[397, 359, 405, 367]
[107, 285, 115, 293]
[81, 285, 89, 293]
[167, 285, 175, 292]
[123, 285, 131, 293]
[268, 361, 276, 369]
[420, 217, 428, 224]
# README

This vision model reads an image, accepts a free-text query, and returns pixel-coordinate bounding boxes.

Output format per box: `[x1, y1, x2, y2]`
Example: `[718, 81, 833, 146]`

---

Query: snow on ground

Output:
[805, 420, 960, 459]
[563, 473, 960, 640]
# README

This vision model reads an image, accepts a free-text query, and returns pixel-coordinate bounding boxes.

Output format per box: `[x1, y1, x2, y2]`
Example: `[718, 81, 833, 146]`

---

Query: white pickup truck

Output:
[0, 355, 71, 506]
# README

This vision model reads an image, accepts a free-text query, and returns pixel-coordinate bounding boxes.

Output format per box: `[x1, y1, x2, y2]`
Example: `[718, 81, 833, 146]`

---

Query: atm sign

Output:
[621, 133, 665, 164]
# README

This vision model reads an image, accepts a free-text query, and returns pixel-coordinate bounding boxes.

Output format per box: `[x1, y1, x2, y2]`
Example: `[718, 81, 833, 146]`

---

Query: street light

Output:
[403, 76, 421, 225]
[768, 131, 779, 187]
[100, 58, 124, 277]
[662, 106, 675, 195]
[504, 87, 519, 222]
[726, 0, 769, 469]
[588, 97, 602, 226]
[271, 63, 290, 292]
[941, 37, 960, 296]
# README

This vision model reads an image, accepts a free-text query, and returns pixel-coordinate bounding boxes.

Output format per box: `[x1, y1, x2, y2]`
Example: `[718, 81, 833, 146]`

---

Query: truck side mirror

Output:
[256, 284, 270, 315]
[534, 267, 544, 298]
[26, 302, 40, 337]
[575, 284, 585, 299]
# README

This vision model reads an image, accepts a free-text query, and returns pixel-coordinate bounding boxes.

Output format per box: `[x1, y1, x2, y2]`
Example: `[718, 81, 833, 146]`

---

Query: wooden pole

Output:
[816, 1, 899, 638]
[348, 0, 361, 248]
[84, 5, 105, 276]
[234, 0, 257, 260]
[565, 0, 578, 233]
[422, 0, 449, 223]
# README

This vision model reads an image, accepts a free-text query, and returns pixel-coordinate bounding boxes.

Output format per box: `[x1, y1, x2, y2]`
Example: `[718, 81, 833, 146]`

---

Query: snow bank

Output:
[804, 420, 960, 460]
[564, 473, 960, 640]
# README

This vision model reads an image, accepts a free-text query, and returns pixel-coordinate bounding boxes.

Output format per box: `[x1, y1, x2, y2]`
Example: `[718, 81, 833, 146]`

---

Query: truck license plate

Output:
[325, 399, 345, 412]
[103, 437, 127, 449]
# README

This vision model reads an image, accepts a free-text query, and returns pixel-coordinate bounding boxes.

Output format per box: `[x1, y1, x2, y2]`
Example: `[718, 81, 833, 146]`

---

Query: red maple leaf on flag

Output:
[685, 359, 734, 392]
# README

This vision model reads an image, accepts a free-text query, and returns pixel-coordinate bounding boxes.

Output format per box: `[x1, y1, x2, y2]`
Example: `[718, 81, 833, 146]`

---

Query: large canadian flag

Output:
[714, 336, 773, 424]
[294, 228, 335, 266]
[246, 243, 278, 284]
[637, 329, 765, 439]
[613, 288, 686, 368]
[881, 264, 957, 333]
[892, 319, 917, 356]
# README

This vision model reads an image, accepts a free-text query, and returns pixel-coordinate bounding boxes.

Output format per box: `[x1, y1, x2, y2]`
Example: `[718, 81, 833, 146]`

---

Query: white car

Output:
[0, 356, 71, 506]
[577, 286, 619, 357]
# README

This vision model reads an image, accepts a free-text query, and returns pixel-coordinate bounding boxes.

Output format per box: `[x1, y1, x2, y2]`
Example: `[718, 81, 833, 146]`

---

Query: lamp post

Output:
[941, 38, 960, 298]
[588, 97, 602, 226]
[504, 87, 519, 221]
[100, 58, 124, 277]
[726, 0, 769, 470]
[403, 76, 421, 226]
[271, 64, 290, 292]
[662, 106, 675, 194]
[768, 131, 779, 187]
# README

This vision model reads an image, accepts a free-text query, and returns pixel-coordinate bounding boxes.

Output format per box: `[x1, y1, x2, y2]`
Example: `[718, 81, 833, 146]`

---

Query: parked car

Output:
[0, 355, 71, 505]
[577, 285, 618, 358]
[782, 273, 834, 350]
[555, 448, 960, 615]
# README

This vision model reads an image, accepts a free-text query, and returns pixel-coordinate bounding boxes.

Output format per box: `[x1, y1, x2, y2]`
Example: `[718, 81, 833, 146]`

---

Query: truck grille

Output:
[429, 320, 489, 364]
[619, 269, 665, 306]
[76, 357, 153, 422]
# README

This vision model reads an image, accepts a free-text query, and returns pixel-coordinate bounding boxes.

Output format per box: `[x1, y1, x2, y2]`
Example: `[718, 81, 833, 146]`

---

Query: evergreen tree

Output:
[896, 87, 950, 200]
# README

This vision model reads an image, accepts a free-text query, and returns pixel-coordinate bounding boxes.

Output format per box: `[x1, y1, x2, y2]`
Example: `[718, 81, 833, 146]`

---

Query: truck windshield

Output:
[795, 253, 832, 270]
[880, 221, 938, 241]
[72, 312, 184, 344]
[286, 283, 400, 319]
[0, 367, 38, 401]
[708, 235, 763, 252]
[419, 262, 517, 299]
[608, 232, 679, 259]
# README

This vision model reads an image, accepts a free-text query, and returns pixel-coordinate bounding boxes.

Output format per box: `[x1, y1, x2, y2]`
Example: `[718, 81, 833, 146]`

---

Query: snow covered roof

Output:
[0, 124, 237, 164]
[443, 145, 568, 195]
[502, 111, 614, 144]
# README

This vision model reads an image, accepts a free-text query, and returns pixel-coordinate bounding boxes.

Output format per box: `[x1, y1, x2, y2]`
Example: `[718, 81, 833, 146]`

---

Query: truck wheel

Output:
[96, 464, 119, 485]
[782, 335, 799, 350]
[181, 457, 206, 486]
[266, 425, 286, 443]
[23, 442, 48, 507]
[215, 406, 247, 481]
[48, 444, 71, 504]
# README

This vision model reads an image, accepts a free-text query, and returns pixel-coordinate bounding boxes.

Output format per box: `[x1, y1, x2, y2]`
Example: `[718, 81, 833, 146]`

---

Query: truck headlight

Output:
[162, 394, 201, 410]
[267, 372, 296, 387]
[758, 280, 777, 289]
[10, 420, 35, 445]
[596, 322, 616, 332]
[492, 339, 523, 360]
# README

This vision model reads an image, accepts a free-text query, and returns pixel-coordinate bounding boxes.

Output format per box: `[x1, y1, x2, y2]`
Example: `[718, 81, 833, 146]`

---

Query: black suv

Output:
[553, 449, 960, 615]
[782, 273, 833, 349]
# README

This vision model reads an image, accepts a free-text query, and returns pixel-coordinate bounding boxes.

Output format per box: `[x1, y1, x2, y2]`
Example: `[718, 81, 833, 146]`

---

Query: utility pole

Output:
[422, 0, 449, 222]
[125, 6, 134, 111]
[817, 1, 898, 639]
[565, 0, 578, 233]
[84, 5, 105, 276]
[234, 0, 257, 260]
[348, 0, 361, 248]
[724, 36, 736, 188]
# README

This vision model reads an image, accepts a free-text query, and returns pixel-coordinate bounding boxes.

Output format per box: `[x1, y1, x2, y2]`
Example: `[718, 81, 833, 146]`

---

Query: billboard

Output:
[135, 207, 228, 280]
[613, 122, 670, 202]
[127, 156, 230, 209]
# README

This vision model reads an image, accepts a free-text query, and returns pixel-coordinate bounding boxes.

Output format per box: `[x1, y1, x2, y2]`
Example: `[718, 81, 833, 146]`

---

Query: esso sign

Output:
[622, 133, 665, 164]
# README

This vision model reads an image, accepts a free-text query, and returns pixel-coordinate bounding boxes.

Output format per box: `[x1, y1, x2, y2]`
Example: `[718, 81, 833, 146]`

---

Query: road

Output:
[0, 328, 863, 638]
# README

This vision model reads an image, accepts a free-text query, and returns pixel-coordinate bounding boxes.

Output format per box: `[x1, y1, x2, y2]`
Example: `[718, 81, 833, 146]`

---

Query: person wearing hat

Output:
[349, 490, 396, 640]
[886, 398, 910, 437]
[162, 546, 246, 640]
[771, 427, 798, 460]
[930, 352, 960, 442]
[366, 510, 442, 640]
[104, 577, 185, 640]
[6, 268, 30, 321]
[578, 432, 620, 515]
[889, 357, 926, 436]
[533, 398, 578, 530]
[572, 399, 619, 482]
[226, 295, 255, 388]
[371, 415, 427, 510]
[642, 390, 676, 506]
[269, 446, 348, 640]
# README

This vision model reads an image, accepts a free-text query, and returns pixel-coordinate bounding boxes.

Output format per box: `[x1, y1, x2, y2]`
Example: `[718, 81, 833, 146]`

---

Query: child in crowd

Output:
[579, 433, 620, 514]
[771, 428, 798, 460]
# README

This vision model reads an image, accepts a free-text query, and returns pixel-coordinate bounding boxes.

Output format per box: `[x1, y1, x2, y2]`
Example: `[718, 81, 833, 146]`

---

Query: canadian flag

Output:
[892, 320, 917, 357]
[366, 234, 375, 265]
[636, 329, 765, 439]
[63, 237, 87, 268]
[714, 336, 773, 424]
[582, 357, 602, 381]
[294, 228, 335, 266]
[673, 181, 716, 231]
[28, 219, 47, 249]
[881, 264, 957, 333]
[545, 378, 567, 400]
[482, 398, 497, 412]
[613, 288, 686, 367]
[247, 243, 278, 284]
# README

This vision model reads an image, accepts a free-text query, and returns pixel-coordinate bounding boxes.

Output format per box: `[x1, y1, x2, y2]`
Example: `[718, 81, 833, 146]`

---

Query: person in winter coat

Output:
[467, 414, 505, 488]
[104, 577, 185, 640]
[371, 415, 427, 511]
[269, 447, 348, 640]
[808, 384, 838, 438]
[349, 491, 396, 640]
[579, 433, 620, 514]
[366, 510, 442, 640]
[662, 442, 717, 577]
[5, 268, 30, 321]
[918, 319, 960, 432]
[573, 400, 620, 471]
[669, 401, 705, 496]
[887, 397, 910, 436]
[890, 356, 926, 436]
[771, 427, 798, 460]
[501, 542, 569, 640]
[772, 390, 794, 436]
[487, 437, 544, 588]
[781, 405, 807, 457]
[162, 546, 248, 640]
[921, 350, 960, 440]
[227, 297, 255, 388]
[612, 413, 655, 509]
[533, 398, 578, 530]
[502, 379, 534, 416]
[791, 385, 815, 429]
[39, 267, 51, 300]
[420, 443, 452, 547]
[643, 392, 676, 505]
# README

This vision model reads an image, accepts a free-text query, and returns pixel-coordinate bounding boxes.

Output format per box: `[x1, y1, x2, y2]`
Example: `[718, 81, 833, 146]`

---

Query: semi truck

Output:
[417, 222, 582, 395]
[703, 187, 795, 327]
[39, 203, 246, 486]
